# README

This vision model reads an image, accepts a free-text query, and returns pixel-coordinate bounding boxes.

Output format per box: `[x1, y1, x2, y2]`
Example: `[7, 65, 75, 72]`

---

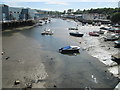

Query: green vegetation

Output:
[111, 12, 120, 24]
[64, 8, 120, 24]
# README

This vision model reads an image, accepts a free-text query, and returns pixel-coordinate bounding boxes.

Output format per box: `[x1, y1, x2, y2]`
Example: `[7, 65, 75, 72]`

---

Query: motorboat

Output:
[59, 46, 80, 54]
[93, 30, 105, 34]
[69, 31, 84, 37]
[104, 34, 119, 41]
[38, 20, 45, 26]
[89, 32, 99, 36]
[41, 29, 53, 35]
[114, 40, 120, 48]
[68, 27, 78, 30]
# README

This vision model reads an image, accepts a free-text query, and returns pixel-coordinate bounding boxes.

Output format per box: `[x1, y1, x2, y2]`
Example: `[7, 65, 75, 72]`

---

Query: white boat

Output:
[38, 20, 45, 26]
[41, 29, 53, 35]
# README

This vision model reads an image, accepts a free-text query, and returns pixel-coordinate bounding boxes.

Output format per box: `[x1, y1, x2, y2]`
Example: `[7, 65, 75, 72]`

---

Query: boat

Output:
[68, 27, 78, 30]
[89, 32, 99, 36]
[69, 31, 84, 37]
[38, 20, 45, 26]
[59, 46, 80, 54]
[93, 30, 104, 34]
[111, 53, 120, 64]
[41, 29, 53, 35]
[114, 40, 120, 48]
[104, 34, 119, 41]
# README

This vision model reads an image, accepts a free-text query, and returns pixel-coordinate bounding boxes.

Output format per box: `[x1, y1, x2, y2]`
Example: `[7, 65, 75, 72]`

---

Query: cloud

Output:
[2, 0, 119, 2]
[45, 1, 69, 5]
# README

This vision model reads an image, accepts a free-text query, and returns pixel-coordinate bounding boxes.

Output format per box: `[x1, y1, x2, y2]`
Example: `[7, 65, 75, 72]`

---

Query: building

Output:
[0, 4, 38, 21]
[118, 1, 120, 8]
[0, 4, 9, 21]
[9, 7, 22, 20]
[19, 8, 38, 20]
[82, 13, 107, 20]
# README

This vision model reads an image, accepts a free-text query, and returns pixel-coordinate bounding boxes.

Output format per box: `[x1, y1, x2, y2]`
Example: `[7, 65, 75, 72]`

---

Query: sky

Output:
[0, 0, 119, 11]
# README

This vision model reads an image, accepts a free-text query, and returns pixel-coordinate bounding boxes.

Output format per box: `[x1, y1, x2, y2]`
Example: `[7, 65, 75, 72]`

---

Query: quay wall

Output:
[1, 20, 36, 30]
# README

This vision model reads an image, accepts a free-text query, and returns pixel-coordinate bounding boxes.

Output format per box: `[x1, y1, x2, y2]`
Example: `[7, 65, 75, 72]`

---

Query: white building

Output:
[118, 1, 120, 8]
[82, 13, 107, 20]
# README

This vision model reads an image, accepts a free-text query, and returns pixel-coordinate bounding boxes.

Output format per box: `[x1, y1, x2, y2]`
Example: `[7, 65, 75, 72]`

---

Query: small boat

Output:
[38, 20, 45, 26]
[93, 30, 104, 34]
[59, 46, 80, 54]
[111, 53, 120, 64]
[104, 34, 119, 41]
[68, 27, 78, 30]
[114, 40, 120, 48]
[41, 29, 53, 35]
[69, 31, 84, 37]
[89, 32, 99, 36]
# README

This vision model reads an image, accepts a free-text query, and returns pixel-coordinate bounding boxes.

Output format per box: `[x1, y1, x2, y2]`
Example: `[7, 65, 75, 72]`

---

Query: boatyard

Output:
[1, 2, 120, 89]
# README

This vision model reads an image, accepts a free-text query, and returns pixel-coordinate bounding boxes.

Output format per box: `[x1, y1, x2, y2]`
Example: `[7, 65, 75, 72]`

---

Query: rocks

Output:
[53, 85, 57, 88]
[25, 83, 32, 88]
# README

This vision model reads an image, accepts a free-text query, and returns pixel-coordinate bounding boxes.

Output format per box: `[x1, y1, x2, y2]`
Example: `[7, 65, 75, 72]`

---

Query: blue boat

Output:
[59, 46, 80, 53]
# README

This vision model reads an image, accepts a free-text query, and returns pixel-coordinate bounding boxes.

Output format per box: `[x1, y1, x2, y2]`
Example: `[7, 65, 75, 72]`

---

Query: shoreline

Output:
[74, 23, 120, 79]
[2, 25, 36, 33]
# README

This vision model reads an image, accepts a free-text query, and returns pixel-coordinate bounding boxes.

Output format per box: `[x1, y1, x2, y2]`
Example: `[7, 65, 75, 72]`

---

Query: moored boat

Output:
[69, 31, 84, 37]
[59, 46, 80, 54]
[89, 32, 99, 36]
[41, 29, 53, 35]
[68, 27, 78, 30]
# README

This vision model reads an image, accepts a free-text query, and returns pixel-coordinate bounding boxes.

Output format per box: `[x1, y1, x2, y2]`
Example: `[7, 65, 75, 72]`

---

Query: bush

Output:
[111, 12, 120, 24]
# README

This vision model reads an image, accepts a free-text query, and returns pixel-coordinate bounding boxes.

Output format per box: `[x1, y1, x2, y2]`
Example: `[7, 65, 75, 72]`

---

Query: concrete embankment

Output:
[1, 20, 36, 30]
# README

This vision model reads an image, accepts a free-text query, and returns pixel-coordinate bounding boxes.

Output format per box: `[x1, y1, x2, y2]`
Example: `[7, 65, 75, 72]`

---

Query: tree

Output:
[111, 12, 120, 24]
[63, 10, 66, 14]
[67, 9, 74, 14]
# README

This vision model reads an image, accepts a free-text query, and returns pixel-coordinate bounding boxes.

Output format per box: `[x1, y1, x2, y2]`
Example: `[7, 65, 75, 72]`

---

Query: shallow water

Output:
[2, 18, 119, 88]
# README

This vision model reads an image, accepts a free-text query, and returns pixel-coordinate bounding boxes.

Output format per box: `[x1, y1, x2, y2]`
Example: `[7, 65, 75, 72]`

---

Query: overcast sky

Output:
[0, 0, 119, 11]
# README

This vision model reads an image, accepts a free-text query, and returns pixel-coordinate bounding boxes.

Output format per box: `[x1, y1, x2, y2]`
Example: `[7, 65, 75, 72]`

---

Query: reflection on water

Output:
[61, 52, 80, 56]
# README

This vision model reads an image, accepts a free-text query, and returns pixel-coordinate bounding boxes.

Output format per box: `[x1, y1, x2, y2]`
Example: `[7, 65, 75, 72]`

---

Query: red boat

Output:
[89, 32, 99, 36]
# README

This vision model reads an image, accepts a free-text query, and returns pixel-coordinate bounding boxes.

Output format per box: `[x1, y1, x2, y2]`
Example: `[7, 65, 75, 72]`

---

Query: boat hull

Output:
[89, 32, 99, 36]
[69, 33, 83, 37]
[59, 49, 80, 54]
